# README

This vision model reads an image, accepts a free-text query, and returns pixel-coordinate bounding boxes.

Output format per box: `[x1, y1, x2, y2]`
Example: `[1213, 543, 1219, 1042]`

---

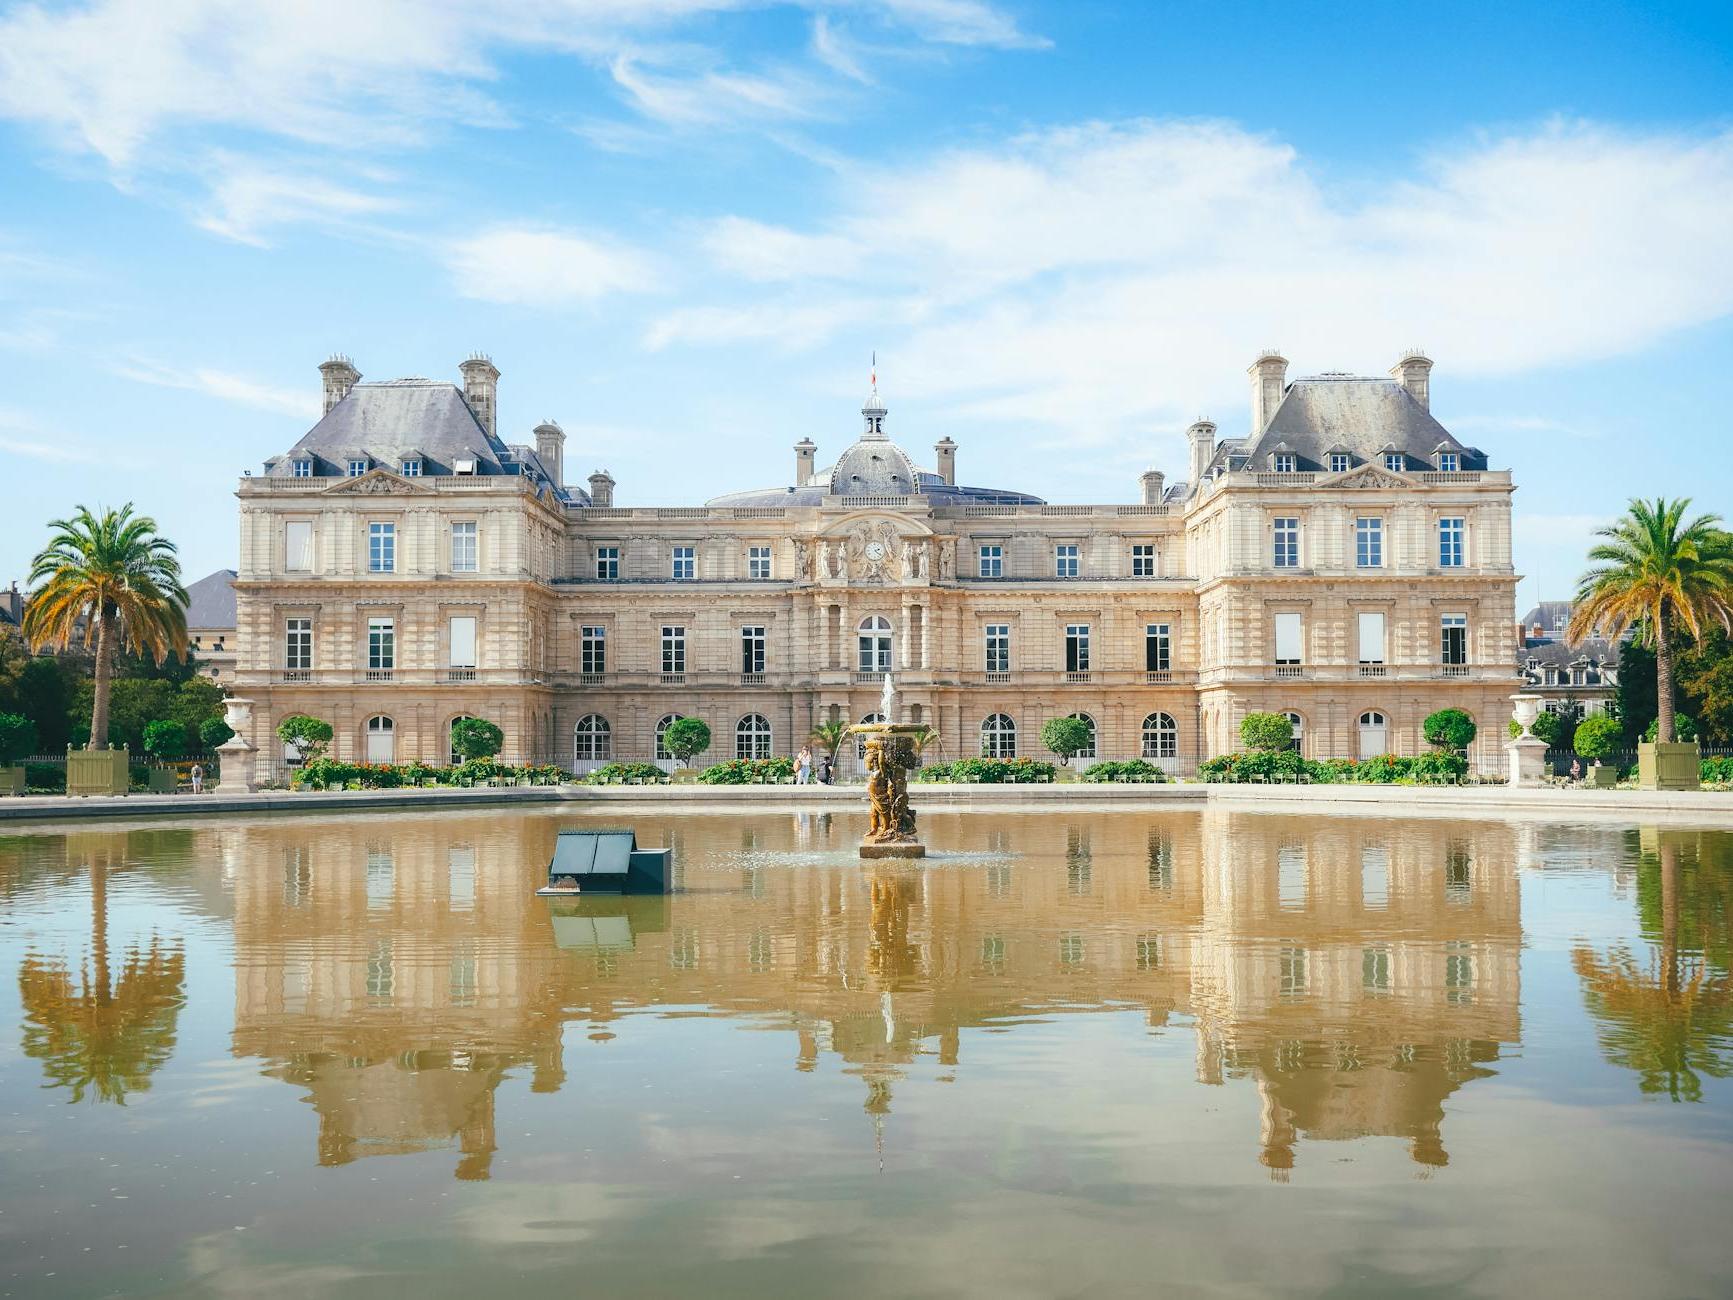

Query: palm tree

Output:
[809, 719, 851, 767]
[23, 506, 188, 750]
[1569, 498, 1733, 743]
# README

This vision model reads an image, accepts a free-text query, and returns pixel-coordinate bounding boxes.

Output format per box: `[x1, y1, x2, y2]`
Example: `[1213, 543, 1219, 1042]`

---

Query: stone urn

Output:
[214, 695, 259, 794]
[1511, 694, 1543, 737]
[1505, 693, 1549, 787]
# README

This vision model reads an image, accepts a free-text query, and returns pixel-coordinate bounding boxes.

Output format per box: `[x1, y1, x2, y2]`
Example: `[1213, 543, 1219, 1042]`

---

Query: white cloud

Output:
[867, 0, 1047, 48]
[0, 410, 110, 463]
[607, 52, 821, 129]
[446, 225, 660, 307]
[115, 361, 318, 419]
[193, 154, 401, 247]
[660, 119, 1733, 438]
[810, 16, 872, 83]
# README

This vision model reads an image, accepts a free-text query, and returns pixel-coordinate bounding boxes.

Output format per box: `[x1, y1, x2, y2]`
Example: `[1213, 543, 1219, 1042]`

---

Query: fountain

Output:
[848, 673, 927, 859]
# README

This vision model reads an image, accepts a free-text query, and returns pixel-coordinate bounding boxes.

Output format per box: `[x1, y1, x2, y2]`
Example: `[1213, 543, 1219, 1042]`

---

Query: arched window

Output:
[858, 615, 893, 674]
[573, 714, 611, 763]
[1358, 710, 1388, 758]
[981, 713, 1017, 759]
[856, 712, 884, 759]
[736, 713, 772, 760]
[1141, 712, 1177, 759]
[1283, 711, 1305, 753]
[447, 714, 475, 765]
[655, 713, 685, 761]
[1068, 712, 1097, 760]
[366, 714, 395, 764]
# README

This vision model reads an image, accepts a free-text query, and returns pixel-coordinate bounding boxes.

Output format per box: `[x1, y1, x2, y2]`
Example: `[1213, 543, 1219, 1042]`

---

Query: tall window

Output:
[285, 521, 313, 572]
[1145, 623, 1171, 672]
[292, 458, 312, 478]
[1328, 452, 1350, 474]
[367, 617, 394, 670]
[448, 616, 476, 669]
[1273, 517, 1299, 568]
[450, 521, 477, 572]
[858, 616, 892, 673]
[580, 626, 606, 675]
[1054, 544, 1079, 578]
[1131, 544, 1157, 577]
[1141, 712, 1177, 758]
[1438, 452, 1460, 472]
[672, 545, 695, 580]
[1357, 611, 1386, 665]
[348, 458, 368, 477]
[661, 626, 686, 674]
[1383, 452, 1403, 472]
[654, 713, 684, 760]
[1355, 517, 1383, 568]
[747, 546, 772, 580]
[1067, 712, 1097, 759]
[1274, 611, 1303, 666]
[740, 625, 766, 674]
[736, 714, 772, 759]
[985, 623, 1010, 673]
[978, 544, 1003, 578]
[1441, 614, 1468, 666]
[285, 617, 312, 671]
[1283, 712, 1305, 753]
[1065, 624, 1090, 672]
[1273, 453, 1296, 473]
[595, 546, 619, 580]
[573, 714, 611, 762]
[368, 522, 395, 572]
[981, 713, 1017, 758]
[1439, 517, 1465, 567]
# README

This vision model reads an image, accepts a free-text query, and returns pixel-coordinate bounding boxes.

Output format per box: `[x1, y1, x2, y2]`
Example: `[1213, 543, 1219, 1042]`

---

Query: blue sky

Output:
[1, 0, 1730, 611]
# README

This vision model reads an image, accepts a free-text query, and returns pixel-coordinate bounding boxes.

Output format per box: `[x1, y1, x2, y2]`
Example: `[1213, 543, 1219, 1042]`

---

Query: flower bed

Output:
[915, 757, 1056, 784]
[1198, 751, 1468, 785]
[291, 758, 567, 790]
[585, 762, 671, 786]
[1080, 759, 1167, 783]
[698, 757, 796, 785]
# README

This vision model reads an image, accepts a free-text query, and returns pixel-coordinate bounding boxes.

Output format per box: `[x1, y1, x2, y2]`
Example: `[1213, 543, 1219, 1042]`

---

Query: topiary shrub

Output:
[450, 717, 505, 762]
[587, 762, 669, 785]
[1423, 708, 1477, 752]
[142, 719, 188, 760]
[1040, 716, 1093, 764]
[1643, 714, 1698, 743]
[277, 715, 334, 762]
[1081, 759, 1166, 783]
[199, 716, 235, 749]
[1239, 712, 1294, 753]
[0, 713, 38, 764]
[1573, 714, 1623, 762]
[662, 717, 712, 767]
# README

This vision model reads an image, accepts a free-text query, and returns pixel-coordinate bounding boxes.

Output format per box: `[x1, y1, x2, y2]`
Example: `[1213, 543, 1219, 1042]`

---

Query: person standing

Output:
[795, 745, 812, 785]
[189, 763, 204, 794]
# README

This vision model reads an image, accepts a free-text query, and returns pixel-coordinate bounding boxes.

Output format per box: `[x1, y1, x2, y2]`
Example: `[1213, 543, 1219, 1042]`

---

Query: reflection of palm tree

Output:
[17, 850, 185, 1104]
[1573, 841, 1733, 1102]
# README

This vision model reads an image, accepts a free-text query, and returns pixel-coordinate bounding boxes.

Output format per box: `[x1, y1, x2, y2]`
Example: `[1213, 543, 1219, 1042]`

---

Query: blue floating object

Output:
[538, 828, 671, 895]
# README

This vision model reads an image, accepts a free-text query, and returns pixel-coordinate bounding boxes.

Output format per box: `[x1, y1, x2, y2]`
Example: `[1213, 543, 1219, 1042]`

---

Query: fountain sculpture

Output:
[849, 674, 927, 859]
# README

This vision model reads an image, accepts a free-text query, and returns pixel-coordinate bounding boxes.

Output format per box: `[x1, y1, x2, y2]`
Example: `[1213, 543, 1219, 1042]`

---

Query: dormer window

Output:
[401, 458, 422, 477]
[453, 458, 476, 476]
[292, 458, 312, 478]
[347, 458, 368, 477]
[1438, 452, 1459, 472]
[1273, 453, 1296, 473]
[1383, 453, 1403, 472]
[1329, 453, 1350, 474]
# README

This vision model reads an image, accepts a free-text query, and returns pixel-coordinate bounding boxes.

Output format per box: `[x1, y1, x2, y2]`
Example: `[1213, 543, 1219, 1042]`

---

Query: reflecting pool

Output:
[2, 809, 1731, 1296]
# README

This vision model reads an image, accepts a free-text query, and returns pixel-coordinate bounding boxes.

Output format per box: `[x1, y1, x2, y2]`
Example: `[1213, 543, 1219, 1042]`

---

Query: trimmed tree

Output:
[1422, 708, 1477, 753]
[662, 717, 712, 767]
[142, 719, 188, 760]
[450, 717, 505, 763]
[0, 712, 38, 764]
[199, 716, 235, 750]
[276, 715, 333, 763]
[1574, 714, 1623, 763]
[1644, 714, 1697, 743]
[1040, 716, 1092, 765]
[1240, 712, 1294, 753]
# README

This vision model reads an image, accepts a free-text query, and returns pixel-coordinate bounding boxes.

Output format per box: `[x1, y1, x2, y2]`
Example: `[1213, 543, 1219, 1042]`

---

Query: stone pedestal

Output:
[1505, 734, 1549, 787]
[1638, 741, 1701, 791]
[215, 696, 259, 793]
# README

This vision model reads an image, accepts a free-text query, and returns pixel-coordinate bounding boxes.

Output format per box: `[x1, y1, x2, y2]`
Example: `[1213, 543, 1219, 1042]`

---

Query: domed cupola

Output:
[829, 376, 918, 495]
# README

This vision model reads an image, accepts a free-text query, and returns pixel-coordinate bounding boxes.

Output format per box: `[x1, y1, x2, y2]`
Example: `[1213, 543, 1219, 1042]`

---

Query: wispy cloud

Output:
[193, 154, 402, 247]
[0, 410, 110, 464]
[114, 360, 318, 419]
[445, 225, 660, 307]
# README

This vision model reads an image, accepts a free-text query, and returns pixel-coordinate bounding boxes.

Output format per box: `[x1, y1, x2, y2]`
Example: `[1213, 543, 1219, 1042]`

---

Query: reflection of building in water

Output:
[217, 807, 1521, 1177]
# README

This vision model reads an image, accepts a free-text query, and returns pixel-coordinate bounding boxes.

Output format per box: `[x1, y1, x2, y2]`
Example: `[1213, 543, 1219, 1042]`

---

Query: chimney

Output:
[1390, 349, 1433, 410]
[459, 354, 500, 438]
[1140, 468, 1166, 506]
[319, 355, 359, 415]
[587, 470, 615, 508]
[934, 437, 957, 486]
[1248, 350, 1288, 433]
[533, 421, 565, 487]
[794, 438, 816, 485]
[1, 582, 20, 626]
[1187, 419, 1217, 489]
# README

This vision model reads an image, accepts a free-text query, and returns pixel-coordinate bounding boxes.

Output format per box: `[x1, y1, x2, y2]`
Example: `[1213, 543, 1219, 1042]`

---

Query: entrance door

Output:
[366, 715, 395, 763]
[1357, 710, 1387, 758]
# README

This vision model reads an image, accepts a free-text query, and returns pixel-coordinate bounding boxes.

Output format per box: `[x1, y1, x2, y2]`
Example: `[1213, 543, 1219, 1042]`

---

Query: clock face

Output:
[864, 541, 886, 561]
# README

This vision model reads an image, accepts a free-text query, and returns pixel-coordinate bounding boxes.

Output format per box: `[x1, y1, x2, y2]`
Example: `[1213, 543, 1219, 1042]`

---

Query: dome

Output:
[829, 437, 918, 495]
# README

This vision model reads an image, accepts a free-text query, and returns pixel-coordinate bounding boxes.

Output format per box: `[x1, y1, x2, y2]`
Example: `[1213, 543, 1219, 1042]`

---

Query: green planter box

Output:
[146, 767, 178, 793]
[1638, 741, 1700, 791]
[67, 748, 130, 797]
[1587, 764, 1619, 789]
[671, 769, 700, 784]
[0, 766, 23, 796]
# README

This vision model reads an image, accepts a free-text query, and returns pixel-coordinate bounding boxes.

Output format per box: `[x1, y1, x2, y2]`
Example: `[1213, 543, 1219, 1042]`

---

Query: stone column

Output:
[900, 600, 913, 670]
[919, 602, 931, 670]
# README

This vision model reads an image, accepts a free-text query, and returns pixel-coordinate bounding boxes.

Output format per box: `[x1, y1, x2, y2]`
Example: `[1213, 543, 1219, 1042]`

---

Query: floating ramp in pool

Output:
[537, 828, 671, 895]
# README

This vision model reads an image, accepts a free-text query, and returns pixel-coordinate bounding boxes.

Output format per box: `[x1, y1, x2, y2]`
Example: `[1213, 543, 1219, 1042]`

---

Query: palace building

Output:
[232, 348, 1518, 777]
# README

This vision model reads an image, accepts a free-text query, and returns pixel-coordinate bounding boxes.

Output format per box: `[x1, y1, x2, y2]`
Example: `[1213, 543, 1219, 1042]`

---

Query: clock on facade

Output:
[864, 541, 886, 561]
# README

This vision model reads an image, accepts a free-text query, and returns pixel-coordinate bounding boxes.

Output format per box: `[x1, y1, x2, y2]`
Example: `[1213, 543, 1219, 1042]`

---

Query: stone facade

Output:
[233, 351, 1519, 778]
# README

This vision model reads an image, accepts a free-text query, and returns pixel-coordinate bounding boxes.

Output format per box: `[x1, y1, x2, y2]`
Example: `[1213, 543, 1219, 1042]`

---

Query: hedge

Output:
[916, 757, 1056, 784]
[586, 762, 671, 785]
[1199, 751, 1468, 785]
[698, 757, 796, 784]
[1080, 759, 1167, 783]
[292, 758, 566, 790]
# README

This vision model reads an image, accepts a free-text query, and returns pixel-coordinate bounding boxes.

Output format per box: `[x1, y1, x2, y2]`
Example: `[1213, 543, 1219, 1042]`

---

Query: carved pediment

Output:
[1328, 465, 1411, 489]
[321, 469, 431, 496]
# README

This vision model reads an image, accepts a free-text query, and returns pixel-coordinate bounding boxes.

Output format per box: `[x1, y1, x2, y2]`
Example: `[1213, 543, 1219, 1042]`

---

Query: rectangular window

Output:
[580, 626, 605, 675]
[1355, 517, 1383, 568]
[1273, 452, 1296, 473]
[1358, 611, 1386, 664]
[1274, 611, 1303, 665]
[368, 522, 395, 572]
[595, 546, 619, 580]
[1278, 845, 1307, 910]
[672, 546, 695, 580]
[740, 625, 766, 674]
[1441, 613, 1468, 666]
[448, 616, 476, 669]
[747, 546, 772, 580]
[1065, 624, 1090, 672]
[1054, 544, 1079, 578]
[1361, 846, 1390, 908]
[367, 617, 394, 670]
[1145, 623, 1171, 672]
[984, 623, 1010, 673]
[1438, 452, 1460, 472]
[978, 544, 1003, 578]
[1131, 544, 1156, 577]
[292, 458, 311, 478]
[450, 521, 477, 573]
[285, 617, 312, 671]
[348, 458, 368, 477]
[1329, 452, 1350, 474]
[285, 520, 312, 572]
[1383, 452, 1403, 472]
[1363, 947, 1392, 993]
[401, 459, 421, 477]
[1439, 516, 1465, 567]
[1279, 947, 1308, 999]
[662, 625, 686, 674]
[1273, 517, 1299, 568]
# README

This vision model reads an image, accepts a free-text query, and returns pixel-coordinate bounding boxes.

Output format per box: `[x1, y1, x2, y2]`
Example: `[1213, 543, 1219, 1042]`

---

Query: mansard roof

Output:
[184, 568, 237, 631]
[1215, 374, 1483, 475]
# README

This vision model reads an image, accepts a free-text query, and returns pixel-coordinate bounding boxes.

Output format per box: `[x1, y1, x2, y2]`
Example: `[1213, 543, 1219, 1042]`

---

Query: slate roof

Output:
[184, 569, 237, 631]
[1520, 601, 1574, 635]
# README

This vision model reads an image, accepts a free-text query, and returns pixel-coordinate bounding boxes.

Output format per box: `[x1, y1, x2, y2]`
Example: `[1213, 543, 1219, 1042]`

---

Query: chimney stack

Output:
[459, 354, 500, 438]
[1390, 349, 1433, 410]
[934, 436, 957, 486]
[1140, 468, 1166, 506]
[1248, 350, 1288, 433]
[319, 355, 360, 415]
[1, 582, 20, 627]
[794, 438, 816, 485]
[533, 421, 565, 487]
[588, 470, 615, 508]
[1187, 419, 1217, 490]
